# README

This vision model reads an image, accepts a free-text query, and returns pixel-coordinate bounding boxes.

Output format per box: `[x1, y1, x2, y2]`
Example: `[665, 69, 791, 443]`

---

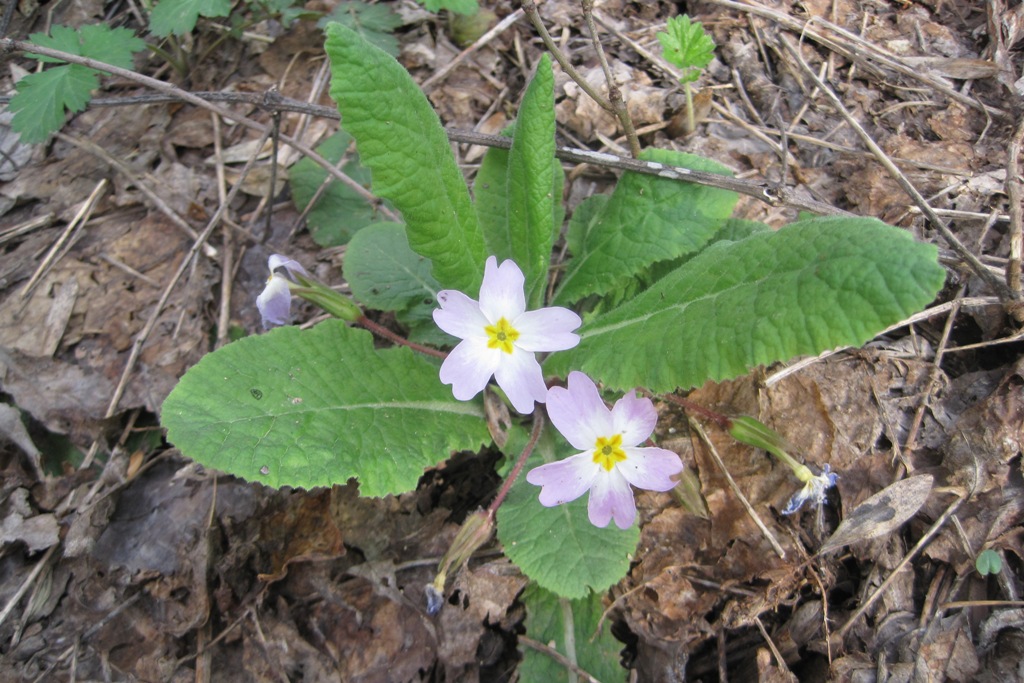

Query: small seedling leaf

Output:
[658, 15, 716, 84]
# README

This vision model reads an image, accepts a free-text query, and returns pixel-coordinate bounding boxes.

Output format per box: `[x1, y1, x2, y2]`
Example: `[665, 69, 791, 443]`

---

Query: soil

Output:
[1, 0, 1023, 681]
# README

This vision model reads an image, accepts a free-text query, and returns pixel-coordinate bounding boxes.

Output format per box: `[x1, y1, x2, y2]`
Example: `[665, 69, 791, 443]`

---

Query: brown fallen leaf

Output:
[819, 474, 934, 555]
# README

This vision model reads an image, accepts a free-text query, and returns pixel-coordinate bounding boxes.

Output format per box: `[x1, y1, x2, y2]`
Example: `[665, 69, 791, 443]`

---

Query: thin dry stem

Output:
[836, 491, 966, 639]
[581, 0, 641, 157]
[780, 35, 1012, 300]
[1005, 116, 1024, 304]
[688, 416, 787, 560]
[0, 38, 398, 222]
[422, 8, 525, 91]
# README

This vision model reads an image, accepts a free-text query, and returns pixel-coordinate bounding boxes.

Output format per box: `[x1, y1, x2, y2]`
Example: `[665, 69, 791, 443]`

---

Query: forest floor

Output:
[1, 0, 1023, 681]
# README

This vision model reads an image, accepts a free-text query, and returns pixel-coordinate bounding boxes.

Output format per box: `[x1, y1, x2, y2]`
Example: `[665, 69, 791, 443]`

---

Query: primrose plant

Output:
[162, 22, 946, 611]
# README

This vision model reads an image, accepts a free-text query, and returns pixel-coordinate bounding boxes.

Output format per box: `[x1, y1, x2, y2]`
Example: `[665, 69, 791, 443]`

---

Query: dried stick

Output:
[836, 491, 966, 639]
[780, 35, 1012, 300]
[520, 0, 640, 156]
[519, 636, 603, 683]
[1005, 116, 1024, 311]
[704, 0, 1006, 119]
[421, 8, 525, 91]
[81, 125, 275, 469]
[688, 416, 787, 560]
[0, 38, 399, 222]
[581, 0, 640, 157]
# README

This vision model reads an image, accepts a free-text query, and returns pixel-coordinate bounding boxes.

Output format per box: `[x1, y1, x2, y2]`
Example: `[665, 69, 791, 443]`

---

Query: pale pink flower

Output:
[527, 372, 683, 529]
[432, 256, 581, 414]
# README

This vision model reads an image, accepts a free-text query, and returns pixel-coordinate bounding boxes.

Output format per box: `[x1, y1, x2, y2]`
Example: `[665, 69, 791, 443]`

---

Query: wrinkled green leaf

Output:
[475, 55, 560, 307]
[290, 130, 394, 246]
[162, 321, 488, 496]
[150, 0, 232, 37]
[325, 22, 486, 292]
[497, 430, 638, 599]
[548, 216, 946, 392]
[519, 584, 627, 682]
[553, 149, 737, 306]
[344, 222, 441, 312]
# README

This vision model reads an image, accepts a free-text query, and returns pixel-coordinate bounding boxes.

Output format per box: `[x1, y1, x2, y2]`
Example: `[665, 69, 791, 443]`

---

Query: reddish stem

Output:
[356, 315, 447, 359]
[659, 393, 731, 429]
[486, 410, 546, 520]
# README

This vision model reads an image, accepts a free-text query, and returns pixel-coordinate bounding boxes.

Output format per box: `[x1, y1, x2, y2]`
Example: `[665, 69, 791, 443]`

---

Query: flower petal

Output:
[493, 347, 548, 414]
[546, 371, 613, 450]
[257, 275, 294, 327]
[514, 307, 582, 352]
[526, 452, 598, 507]
[588, 469, 636, 529]
[478, 256, 526, 322]
[434, 289, 489, 340]
[268, 254, 309, 280]
[439, 338, 500, 401]
[617, 447, 682, 491]
[610, 391, 657, 447]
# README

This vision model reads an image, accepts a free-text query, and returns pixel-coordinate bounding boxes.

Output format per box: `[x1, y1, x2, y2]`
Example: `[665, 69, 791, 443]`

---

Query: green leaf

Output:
[657, 14, 716, 84]
[976, 549, 1002, 576]
[325, 22, 487, 293]
[162, 321, 488, 496]
[150, 0, 232, 37]
[476, 55, 561, 307]
[9, 66, 96, 143]
[519, 584, 627, 683]
[289, 130, 395, 246]
[553, 149, 738, 306]
[344, 222, 441, 312]
[77, 25, 146, 68]
[316, 2, 403, 56]
[420, 0, 479, 15]
[28, 25, 144, 68]
[12, 25, 146, 143]
[497, 430, 639, 599]
[547, 216, 947, 392]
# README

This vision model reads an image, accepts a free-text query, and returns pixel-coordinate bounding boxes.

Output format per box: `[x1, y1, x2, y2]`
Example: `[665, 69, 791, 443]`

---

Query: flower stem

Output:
[659, 392, 731, 429]
[355, 315, 448, 359]
[486, 410, 545, 520]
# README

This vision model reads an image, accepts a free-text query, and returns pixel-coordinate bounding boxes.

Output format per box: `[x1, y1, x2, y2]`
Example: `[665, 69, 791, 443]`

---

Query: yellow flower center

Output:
[485, 317, 520, 355]
[592, 434, 627, 471]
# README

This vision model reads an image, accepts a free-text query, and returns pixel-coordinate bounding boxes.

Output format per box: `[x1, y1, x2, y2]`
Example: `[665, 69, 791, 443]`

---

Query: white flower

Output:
[432, 256, 581, 414]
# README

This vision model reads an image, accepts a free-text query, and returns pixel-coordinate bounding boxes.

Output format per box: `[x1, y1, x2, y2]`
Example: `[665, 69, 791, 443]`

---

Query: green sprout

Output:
[657, 14, 716, 135]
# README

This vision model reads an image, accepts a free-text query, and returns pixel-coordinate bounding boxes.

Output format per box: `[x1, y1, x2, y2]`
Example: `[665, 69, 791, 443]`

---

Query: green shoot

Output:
[657, 15, 715, 134]
[10, 25, 146, 144]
